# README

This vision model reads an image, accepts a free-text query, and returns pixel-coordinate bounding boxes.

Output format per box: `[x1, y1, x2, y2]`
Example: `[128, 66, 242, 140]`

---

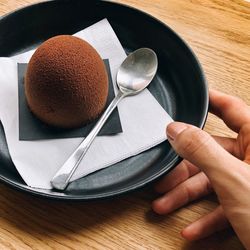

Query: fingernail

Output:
[167, 122, 188, 141]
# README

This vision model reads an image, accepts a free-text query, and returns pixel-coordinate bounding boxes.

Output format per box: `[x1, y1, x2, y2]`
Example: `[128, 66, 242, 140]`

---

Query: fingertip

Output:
[181, 224, 199, 241]
[152, 197, 171, 215]
[166, 121, 187, 133]
[209, 88, 221, 97]
[151, 199, 165, 215]
[166, 122, 175, 139]
[180, 228, 189, 240]
[209, 89, 247, 118]
[166, 121, 175, 130]
[209, 89, 227, 101]
[166, 122, 189, 141]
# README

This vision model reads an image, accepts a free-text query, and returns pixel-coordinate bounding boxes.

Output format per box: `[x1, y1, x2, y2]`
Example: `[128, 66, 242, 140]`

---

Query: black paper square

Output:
[18, 60, 122, 140]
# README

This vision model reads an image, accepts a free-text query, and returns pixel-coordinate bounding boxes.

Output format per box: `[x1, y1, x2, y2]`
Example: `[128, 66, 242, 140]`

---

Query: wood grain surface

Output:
[0, 0, 249, 249]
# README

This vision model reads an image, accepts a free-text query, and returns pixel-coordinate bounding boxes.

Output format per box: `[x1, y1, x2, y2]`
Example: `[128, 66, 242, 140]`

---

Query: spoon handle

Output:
[51, 90, 125, 190]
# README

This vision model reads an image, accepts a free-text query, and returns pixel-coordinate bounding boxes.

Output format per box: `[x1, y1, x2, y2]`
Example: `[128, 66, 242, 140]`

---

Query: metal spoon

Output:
[51, 48, 158, 190]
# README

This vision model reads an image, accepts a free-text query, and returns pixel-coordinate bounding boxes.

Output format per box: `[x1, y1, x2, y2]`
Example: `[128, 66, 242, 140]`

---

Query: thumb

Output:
[166, 122, 242, 182]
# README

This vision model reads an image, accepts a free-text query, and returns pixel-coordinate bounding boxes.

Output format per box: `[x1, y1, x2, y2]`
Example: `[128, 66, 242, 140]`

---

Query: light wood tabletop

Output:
[0, 0, 249, 249]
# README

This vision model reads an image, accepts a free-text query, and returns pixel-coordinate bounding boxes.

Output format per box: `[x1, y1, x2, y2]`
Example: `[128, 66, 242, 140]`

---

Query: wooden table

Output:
[0, 0, 249, 249]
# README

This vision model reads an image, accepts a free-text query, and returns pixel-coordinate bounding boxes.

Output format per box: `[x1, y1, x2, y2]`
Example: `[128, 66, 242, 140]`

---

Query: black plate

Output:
[0, 0, 208, 200]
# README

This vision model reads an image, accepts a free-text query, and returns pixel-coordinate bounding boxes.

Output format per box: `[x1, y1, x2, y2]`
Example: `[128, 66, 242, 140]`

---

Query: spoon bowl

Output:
[51, 48, 158, 190]
[117, 48, 158, 95]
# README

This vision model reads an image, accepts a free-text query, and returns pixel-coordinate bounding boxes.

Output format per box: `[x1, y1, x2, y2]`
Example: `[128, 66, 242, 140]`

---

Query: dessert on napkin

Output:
[25, 35, 109, 129]
[0, 19, 173, 189]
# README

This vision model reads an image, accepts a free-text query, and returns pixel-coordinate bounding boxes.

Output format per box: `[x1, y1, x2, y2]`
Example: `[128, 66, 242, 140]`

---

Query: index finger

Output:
[209, 89, 250, 133]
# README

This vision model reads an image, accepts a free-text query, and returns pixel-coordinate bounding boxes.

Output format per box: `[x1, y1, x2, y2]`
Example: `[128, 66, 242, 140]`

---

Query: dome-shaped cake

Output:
[25, 35, 108, 128]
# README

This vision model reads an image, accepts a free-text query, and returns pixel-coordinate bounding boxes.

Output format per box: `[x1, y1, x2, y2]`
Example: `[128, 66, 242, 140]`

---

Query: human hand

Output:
[152, 90, 250, 249]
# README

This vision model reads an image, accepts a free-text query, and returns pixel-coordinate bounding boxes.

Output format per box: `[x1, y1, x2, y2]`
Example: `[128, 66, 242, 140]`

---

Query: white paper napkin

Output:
[0, 19, 173, 189]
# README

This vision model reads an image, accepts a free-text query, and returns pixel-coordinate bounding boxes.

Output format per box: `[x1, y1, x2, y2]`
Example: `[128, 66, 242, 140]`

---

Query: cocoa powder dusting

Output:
[25, 35, 108, 128]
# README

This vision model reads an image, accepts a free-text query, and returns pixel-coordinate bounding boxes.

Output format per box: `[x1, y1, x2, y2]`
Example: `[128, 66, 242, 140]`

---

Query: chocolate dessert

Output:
[25, 35, 108, 128]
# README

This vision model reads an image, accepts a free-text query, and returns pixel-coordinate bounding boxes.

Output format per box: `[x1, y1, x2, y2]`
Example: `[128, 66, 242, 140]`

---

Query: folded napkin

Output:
[0, 19, 173, 189]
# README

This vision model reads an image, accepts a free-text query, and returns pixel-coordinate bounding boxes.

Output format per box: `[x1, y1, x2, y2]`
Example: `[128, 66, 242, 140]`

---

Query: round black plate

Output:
[0, 0, 208, 200]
